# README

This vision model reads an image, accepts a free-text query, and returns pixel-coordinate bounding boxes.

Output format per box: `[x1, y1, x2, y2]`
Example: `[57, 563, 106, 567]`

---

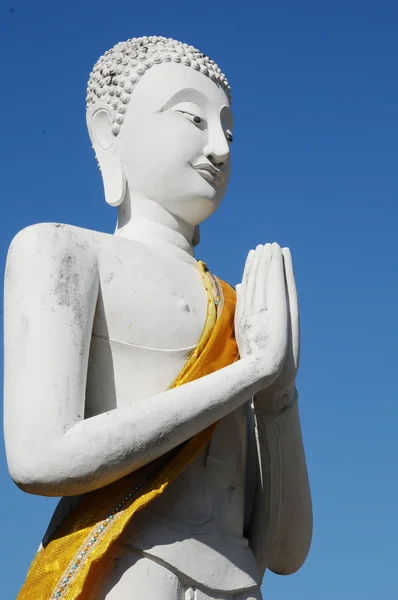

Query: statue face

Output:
[116, 61, 233, 226]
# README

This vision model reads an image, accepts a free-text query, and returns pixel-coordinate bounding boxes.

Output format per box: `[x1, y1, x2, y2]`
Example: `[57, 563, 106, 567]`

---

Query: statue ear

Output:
[86, 103, 126, 207]
[193, 225, 200, 247]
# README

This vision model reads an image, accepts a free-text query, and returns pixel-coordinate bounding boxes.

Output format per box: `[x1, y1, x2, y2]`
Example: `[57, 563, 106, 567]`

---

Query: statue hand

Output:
[235, 243, 289, 388]
[253, 247, 300, 412]
[273, 247, 300, 393]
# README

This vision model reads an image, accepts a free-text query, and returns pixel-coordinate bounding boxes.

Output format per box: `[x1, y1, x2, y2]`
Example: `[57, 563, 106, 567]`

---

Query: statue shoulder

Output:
[7, 222, 99, 270]
[5, 223, 100, 295]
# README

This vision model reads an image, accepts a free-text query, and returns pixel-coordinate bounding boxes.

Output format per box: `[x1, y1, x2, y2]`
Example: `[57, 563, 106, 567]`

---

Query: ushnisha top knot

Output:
[86, 36, 231, 136]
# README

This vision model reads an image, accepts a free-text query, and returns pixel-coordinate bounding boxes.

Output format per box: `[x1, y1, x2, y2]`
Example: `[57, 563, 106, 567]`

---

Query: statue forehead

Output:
[125, 62, 231, 113]
[87, 36, 231, 136]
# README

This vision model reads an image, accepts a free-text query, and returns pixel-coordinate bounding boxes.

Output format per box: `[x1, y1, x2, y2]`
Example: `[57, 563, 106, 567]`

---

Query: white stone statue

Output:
[4, 37, 312, 600]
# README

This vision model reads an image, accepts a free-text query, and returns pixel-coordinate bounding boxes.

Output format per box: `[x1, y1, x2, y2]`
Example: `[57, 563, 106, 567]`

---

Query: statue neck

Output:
[115, 194, 196, 264]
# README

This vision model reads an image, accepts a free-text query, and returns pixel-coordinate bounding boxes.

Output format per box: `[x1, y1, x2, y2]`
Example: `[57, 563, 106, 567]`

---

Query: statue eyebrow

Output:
[156, 88, 207, 113]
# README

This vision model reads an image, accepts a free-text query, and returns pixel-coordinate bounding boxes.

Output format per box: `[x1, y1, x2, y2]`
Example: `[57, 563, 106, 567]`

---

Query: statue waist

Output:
[124, 511, 261, 592]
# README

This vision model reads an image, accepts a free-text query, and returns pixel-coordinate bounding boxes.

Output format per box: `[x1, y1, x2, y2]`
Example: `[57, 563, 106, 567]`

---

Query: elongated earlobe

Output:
[86, 104, 126, 207]
[97, 153, 126, 207]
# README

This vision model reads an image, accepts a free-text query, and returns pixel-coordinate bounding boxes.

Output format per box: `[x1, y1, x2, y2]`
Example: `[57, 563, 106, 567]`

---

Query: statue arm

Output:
[238, 246, 312, 575]
[4, 224, 282, 498]
[246, 386, 312, 577]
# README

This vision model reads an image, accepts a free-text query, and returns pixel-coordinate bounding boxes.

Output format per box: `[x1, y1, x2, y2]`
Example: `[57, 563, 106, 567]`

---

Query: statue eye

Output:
[226, 131, 233, 143]
[176, 110, 206, 128]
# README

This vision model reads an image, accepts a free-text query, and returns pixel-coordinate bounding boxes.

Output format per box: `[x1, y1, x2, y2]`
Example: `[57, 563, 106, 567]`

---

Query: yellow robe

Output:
[17, 263, 238, 600]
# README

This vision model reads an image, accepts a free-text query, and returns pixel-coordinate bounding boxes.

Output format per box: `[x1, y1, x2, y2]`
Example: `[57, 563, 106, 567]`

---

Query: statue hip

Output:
[123, 409, 261, 593]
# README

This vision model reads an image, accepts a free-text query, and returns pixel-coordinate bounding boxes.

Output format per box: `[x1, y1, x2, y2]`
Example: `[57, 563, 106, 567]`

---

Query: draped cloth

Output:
[17, 262, 238, 600]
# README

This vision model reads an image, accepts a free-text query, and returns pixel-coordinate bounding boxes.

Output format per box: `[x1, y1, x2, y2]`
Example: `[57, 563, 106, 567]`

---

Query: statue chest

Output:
[94, 248, 208, 350]
[85, 244, 210, 414]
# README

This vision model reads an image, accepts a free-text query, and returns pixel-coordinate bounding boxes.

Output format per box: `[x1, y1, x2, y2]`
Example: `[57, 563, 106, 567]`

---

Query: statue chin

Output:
[124, 184, 225, 228]
[168, 193, 223, 227]
[161, 173, 227, 226]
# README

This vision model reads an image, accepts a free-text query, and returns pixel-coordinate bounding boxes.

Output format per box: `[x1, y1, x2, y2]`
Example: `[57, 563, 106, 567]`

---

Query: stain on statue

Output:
[4, 36, 312, 600]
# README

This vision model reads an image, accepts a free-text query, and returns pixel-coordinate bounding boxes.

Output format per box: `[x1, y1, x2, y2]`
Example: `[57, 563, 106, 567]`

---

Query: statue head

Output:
[86, 36, 233, 228]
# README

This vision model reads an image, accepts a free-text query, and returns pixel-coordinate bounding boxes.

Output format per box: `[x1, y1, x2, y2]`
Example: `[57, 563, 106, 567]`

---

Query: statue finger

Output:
[282, 247, 300, 370]
[247, 245, 264, 314]
[240, 249, 255, 318]
[268, 244, 289, 351]
[253, 243, 271, 313]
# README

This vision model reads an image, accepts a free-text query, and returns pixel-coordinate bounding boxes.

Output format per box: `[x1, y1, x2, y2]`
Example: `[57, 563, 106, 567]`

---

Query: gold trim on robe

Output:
[17, 261, 238, 600]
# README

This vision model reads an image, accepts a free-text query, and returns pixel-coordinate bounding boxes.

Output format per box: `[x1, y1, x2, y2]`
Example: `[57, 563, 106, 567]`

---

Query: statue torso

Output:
[84, 229, 208, 415]
[44, 225, 259, 593]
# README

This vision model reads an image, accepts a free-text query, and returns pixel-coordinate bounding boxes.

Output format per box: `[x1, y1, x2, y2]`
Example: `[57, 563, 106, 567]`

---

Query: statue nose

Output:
[207, 150, 229, 167]
[205, 128, 230, 167]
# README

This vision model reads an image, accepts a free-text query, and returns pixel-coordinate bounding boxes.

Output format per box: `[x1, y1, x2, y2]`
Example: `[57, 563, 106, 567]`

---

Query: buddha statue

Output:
[4, 36, 312, 600]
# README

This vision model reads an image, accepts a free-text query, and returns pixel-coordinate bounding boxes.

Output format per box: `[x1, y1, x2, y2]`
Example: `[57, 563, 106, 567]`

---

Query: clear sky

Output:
[0, 0, 397, 597]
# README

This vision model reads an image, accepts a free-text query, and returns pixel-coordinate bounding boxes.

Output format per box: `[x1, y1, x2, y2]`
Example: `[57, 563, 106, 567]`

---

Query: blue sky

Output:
[1, 0, 397, 597]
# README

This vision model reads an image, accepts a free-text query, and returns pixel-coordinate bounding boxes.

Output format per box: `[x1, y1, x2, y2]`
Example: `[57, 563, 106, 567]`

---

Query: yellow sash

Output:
[17, 263, 238, 600]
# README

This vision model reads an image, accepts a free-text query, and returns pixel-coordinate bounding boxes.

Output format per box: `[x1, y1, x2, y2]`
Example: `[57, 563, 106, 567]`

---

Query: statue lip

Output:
[193, 163, 224, 187]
